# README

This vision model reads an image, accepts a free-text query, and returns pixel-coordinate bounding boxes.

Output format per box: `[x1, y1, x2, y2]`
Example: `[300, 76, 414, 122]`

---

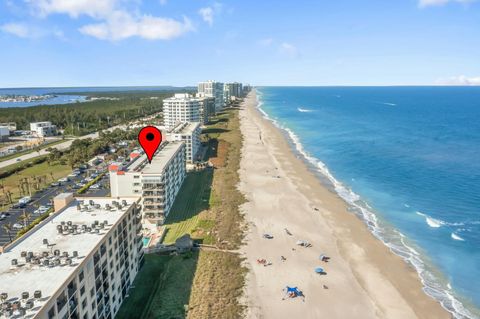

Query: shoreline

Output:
[238, 90, 451, 318]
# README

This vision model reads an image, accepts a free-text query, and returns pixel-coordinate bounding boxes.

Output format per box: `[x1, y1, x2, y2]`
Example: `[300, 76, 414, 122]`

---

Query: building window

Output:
[80, 286, 85, 296]
[79, 270, 84, 282]
[90, 288, 95, 298]
[48, 306, 55, 319]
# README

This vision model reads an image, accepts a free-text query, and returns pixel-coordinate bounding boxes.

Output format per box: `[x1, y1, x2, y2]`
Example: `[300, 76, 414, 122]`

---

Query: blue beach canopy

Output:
[315, 267, 324, 273]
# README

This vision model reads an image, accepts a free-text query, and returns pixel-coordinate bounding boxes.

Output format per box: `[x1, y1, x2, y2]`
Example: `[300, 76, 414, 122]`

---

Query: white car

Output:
[85, 177, 94, 182]
[58, 177, 69, 183]
[33, 209, 41, 215]
[12, 223, 23, 230]
[90, 184, 100, 189]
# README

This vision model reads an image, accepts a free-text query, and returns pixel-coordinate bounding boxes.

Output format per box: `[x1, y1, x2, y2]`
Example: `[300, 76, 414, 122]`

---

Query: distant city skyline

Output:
[0, 0, 479, 87]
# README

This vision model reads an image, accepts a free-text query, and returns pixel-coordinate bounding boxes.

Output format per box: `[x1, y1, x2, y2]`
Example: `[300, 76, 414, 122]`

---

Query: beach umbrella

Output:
[315, 267, 324, 274]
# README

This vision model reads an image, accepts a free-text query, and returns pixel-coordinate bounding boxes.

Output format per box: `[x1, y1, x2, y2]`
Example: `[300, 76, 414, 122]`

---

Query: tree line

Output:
[0, 92, 172, 136]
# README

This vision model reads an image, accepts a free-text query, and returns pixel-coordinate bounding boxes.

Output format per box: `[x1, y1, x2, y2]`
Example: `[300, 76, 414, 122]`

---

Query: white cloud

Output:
[279, 42, 298, 57]
[28, 0, 116, 18]
[79, 11, 193, 41]
[198, 7, 214, 26]
[198, 2, 222, 26]
[436, 75, 480, 85]
[419, 0, 476, 7]
[24, 0, 194, 41]
[0, 22, 31, 37]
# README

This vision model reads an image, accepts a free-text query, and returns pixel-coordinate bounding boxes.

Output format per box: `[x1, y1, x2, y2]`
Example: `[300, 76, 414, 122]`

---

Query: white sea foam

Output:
[297, 107, 313, 113]
[382, 102, 397, 106]
[254, 89, 477, 319]
[451, 233, 465, 241]
[417, 211, 444, 228]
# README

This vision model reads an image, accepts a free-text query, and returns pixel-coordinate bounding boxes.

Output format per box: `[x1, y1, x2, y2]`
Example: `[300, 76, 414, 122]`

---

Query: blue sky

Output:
[0, 0, 479, 87]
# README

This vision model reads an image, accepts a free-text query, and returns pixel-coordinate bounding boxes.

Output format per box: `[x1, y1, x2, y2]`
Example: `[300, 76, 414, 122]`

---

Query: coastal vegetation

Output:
[0, 92, 171, 135]
[0, 128, 138, 208]
[116, 108, 247, 319]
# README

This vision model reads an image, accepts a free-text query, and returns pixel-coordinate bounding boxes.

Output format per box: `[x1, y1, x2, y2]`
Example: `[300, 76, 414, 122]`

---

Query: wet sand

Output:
[238, 90, 451, 319]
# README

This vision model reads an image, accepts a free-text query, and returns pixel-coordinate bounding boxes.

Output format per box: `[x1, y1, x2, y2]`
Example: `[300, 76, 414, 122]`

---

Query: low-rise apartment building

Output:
[30, 121, 57, 137]
[0, 195, 143, 319]
[109, 141, 186, 225]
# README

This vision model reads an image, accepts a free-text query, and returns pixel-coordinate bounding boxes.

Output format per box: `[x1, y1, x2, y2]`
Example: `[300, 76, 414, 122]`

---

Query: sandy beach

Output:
[238, 90, 451, 319]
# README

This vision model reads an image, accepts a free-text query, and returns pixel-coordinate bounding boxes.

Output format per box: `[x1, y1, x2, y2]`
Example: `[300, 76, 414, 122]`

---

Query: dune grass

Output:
[117, 108, 247, 319]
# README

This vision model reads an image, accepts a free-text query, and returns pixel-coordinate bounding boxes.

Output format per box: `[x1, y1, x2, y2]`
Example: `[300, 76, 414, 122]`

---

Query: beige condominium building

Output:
[162, 93, 200, 130]
[109, 141, 186, 225]
[166, 122, 201, 163]
[0, 194, 143, 319]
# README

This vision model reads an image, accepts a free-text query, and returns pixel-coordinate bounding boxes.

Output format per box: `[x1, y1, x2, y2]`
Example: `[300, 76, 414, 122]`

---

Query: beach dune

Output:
[238, 90, 450, 319]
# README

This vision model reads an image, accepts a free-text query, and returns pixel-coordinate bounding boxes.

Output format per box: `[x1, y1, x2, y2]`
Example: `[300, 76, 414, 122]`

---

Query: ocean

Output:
[256, 86, 480, 319]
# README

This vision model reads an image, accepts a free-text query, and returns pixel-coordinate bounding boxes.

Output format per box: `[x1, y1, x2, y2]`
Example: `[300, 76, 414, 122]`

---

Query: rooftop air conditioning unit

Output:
[33, 290, 42, 299]
[43, 239, 49, 245]
[21, 292, 29, 300]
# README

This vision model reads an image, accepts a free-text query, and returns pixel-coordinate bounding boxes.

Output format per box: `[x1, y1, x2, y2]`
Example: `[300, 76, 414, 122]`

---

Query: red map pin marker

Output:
[138, 126, 162, 163]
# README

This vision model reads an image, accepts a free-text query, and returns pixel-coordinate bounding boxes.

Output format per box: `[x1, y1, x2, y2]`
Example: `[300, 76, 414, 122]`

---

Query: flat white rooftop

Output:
[169, 122, 200, 135]
[119, 141, 184, 175]
[0, 197, 138, 317]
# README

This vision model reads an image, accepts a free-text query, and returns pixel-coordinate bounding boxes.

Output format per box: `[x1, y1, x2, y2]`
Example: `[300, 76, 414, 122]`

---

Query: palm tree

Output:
[2, 223, 13, 243]
[19, 210, 31, 228]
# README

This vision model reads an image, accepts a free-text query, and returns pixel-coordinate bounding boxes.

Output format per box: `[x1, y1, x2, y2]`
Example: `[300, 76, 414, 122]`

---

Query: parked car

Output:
[19, 196, 31, 204]
[90, 184, 100, 189]
[50, 182, 60, 187]
[12, 203, 26, 209]
[58, 177, 69, 183]
[33, 209, 42, 215]
[12, 223, 23, 230]
[38, 206, 49, 212]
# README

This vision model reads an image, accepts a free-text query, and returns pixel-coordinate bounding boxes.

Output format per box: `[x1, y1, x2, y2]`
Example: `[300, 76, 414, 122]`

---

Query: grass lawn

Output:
[0, 139, 67, 163]
[0, 160, 71, 203]
[116, 253, 198, 319]
[162, 170, 214, 244]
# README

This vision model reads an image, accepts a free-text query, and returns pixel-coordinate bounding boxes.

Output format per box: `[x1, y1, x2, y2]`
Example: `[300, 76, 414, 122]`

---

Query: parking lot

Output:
[0, 166, 110, 246]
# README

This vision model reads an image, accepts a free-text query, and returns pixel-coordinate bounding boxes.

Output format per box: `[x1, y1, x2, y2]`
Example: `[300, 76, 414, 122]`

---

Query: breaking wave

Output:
[254, 89, 476, 319]
[297, 107, 313, 113]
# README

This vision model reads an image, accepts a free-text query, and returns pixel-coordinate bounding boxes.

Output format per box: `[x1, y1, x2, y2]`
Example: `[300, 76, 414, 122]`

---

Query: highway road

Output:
[0, 132, 99, 169]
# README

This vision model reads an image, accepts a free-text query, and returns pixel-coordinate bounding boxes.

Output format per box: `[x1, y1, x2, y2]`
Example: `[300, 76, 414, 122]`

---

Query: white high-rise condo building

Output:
[166, 122, 201, 163]
[225, 82, 243, 99]
[0, 194, 143, 319]
[197, 81, 224, 111]
[109, 141, 186, 225]
[162, 94, 200, 130]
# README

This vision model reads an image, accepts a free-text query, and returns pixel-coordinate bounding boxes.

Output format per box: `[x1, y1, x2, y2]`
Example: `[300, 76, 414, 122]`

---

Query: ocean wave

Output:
[254, 89, 476, 319]
[416, 211, 444, 228]
[382, 102, 397, 106]
[451, 233, 465, 241]
[297, 107, 313, 113]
